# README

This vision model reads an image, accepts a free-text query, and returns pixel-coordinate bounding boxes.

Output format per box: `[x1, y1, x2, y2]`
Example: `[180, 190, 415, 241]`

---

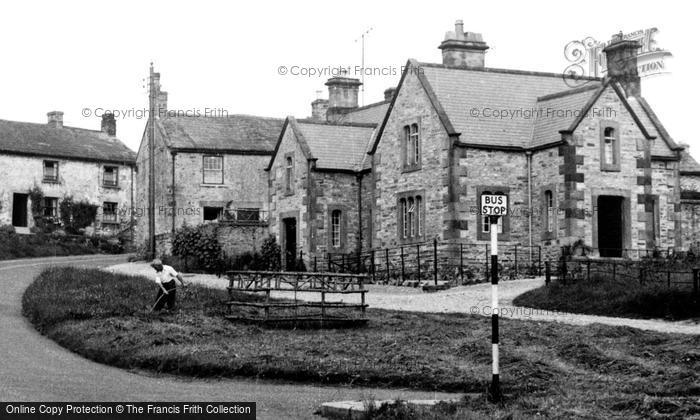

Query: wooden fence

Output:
[225, 271, 369, 328]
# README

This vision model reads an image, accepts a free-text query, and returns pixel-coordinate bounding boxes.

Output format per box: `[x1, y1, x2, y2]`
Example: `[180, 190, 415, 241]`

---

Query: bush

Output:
[171, 224, 222, 273]
[0, 225, 123, 260]
[59, 196, 99, 234]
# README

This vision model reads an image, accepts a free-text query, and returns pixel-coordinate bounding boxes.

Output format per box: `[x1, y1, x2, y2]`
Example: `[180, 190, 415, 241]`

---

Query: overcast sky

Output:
[1, 0, 696, 158]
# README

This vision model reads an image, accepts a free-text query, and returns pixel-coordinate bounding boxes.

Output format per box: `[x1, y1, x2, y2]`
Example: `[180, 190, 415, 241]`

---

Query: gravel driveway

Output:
[109, 262, 700, 335]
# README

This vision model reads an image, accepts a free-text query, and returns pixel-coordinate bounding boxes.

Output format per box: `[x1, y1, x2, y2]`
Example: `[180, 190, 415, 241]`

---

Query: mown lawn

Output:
[513, 277, 700, 321]
[23, 267, 700, 419]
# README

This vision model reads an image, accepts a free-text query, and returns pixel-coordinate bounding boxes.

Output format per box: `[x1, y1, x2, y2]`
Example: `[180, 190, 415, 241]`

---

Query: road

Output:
[0, 255, 458, 419]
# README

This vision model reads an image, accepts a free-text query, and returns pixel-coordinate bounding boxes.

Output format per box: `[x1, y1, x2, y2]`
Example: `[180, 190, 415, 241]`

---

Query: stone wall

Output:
[134, 121, 172, 251]
[372, 70, 450, 248]
[308, 171, 361, 259]
[268, 125, 310, 265]
[135, 120, 271, 256]
[563, 85, 675, 253]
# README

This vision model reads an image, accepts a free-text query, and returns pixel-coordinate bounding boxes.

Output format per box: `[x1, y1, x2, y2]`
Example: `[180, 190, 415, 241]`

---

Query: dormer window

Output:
[600, 122, 620, 171]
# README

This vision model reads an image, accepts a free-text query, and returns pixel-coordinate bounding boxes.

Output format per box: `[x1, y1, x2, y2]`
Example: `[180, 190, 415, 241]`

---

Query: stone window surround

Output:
[400, 117, 422, 173]
[600, 120, 621, 172]
[541, 184, 557, 241]
[202, 154, 224, 185]
[590, 188, 632, 253]
[284, 152, 295, 196]
[327, 204, 348, 252]
[396, 189, 426, 244]
[476, 185, 510, 241]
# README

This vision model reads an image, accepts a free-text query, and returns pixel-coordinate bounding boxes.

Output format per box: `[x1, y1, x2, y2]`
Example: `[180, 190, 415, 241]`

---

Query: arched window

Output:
[416, 196, 423, 237]
[545, 190, 554, 233]
[400, 198, 408, 239]
[285, 155, 294, 193]
[402, 122, 421, 170]
[407, 197, 415, 237]
[410, 123, 420, 165]
[331, 210, 341, 248]
[603, 127, 616, 165]
[398, 193, 424, 242]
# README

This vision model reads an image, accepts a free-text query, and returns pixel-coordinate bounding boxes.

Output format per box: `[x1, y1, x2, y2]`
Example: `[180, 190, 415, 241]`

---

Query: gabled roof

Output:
[267, 117, 375, 173]
[335, 101, 390, 125]
[418, 61, 603, 148]
[0, 118, 136, 165]
[159, 114, 284, 153]
[372, 59, 679, 154]
[532, 84, 601, 148]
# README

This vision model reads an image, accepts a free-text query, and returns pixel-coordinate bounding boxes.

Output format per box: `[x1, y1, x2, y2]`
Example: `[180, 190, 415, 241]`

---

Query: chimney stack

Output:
[603, 32, 642, 97]
[47, 111, 64, 128]
[150, 70, 168, 118]
[101, 112, 116, 136]
[311, 98, 329, 121]
[438, 20, 489, 68]
[383, 87, 397, 101]
[325, 72, 362, 122]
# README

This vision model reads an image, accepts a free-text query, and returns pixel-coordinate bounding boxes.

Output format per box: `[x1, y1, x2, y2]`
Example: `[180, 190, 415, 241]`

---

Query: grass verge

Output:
[23, 267, 700, 419]
[513, 278, 700, 321]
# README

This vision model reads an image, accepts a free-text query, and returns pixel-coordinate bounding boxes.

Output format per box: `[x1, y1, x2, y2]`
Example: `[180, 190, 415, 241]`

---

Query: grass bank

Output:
[23, 267, 700, 419]
[513, 278, 700, 321]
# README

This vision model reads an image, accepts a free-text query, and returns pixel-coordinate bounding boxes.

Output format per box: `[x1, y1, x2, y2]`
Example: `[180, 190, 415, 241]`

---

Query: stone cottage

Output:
[0, 111, 136, 236]
[135, 70, 284, 254]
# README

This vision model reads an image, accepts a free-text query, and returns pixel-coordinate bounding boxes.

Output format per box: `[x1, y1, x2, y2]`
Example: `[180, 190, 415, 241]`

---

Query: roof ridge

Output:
[296, 119, 377, 128]
[536, 83, 601, 102]
[0, 118, 109, 136]
[416, 61, 603, 81]
[163, 113, 283, 121]
[344, 100, 390, 113]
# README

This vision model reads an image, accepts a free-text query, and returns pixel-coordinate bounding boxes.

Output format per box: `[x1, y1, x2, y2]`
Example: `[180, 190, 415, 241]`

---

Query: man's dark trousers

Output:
[154, 280, 177, 310]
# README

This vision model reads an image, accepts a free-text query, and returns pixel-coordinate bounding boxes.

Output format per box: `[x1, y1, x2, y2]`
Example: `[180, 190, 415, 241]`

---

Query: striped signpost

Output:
[481, 193, 508, 402]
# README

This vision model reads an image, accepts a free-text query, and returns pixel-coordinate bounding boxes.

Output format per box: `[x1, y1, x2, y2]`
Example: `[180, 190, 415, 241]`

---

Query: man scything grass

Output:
[150, 259, 187, 311]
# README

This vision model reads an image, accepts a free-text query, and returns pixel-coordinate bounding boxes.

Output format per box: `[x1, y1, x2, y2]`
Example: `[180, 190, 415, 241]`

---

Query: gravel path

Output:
[109, 262, 700, 335]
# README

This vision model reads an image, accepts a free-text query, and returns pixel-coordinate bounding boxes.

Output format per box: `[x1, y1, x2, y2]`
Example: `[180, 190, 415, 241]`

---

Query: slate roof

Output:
[680, 149, 700, 174]
[419, 62, 601, 148]
[295, 120, 376, 171]
[0, 118, 136, 165]
[532, 85, 601, 148]
[335, 101, 390, 125]
[159, 114, 284, 153]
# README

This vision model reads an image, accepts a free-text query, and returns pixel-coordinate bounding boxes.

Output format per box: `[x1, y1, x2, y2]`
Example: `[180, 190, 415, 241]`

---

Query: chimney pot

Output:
[455, 20, 464, 37]
[384, 87, 397, 101]
[47, 111, 64, 128]
[101, 112, 116, 136]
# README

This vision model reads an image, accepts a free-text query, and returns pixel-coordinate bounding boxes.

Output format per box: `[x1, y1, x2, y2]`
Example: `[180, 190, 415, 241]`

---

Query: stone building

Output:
[366, 23, 696, 259]
[0, 111, 136, 235]
[135, 70, 284, 254]
[140, 22, 700, 262]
